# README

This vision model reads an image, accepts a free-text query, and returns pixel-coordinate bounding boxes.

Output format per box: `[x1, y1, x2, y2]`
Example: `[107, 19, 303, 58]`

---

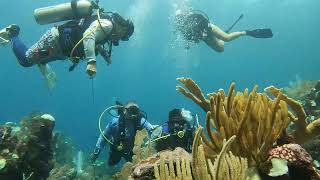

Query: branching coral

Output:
[265, 86, 320, 144]
[177, 77, 290, 166]
[153, 149, 193, 180]
[192, 127, 248, 180]
[151, 128, 248, 180]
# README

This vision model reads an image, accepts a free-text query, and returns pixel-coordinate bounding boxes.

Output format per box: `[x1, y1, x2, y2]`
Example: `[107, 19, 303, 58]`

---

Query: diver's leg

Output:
[26, 27, 65, 64]
[11, 36, 34, 67]
[5, 25, 34, 67]
[209, 24, 246, 42]
[204, 37, 225, 52]
[108, 151, 122, 166]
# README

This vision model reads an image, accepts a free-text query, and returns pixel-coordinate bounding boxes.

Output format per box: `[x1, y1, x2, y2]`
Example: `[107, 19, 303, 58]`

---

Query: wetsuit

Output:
[154, 122, 194, 153]
[94, 116, 153, 166]
[10, 18, 113, 67]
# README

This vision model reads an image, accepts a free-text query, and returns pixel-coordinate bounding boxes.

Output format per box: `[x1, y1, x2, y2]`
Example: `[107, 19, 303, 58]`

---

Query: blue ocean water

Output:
[0, 0, 319, 154]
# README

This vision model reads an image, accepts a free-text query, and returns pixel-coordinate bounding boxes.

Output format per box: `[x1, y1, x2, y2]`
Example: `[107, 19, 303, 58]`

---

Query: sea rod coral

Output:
[176, 77, 291, 166]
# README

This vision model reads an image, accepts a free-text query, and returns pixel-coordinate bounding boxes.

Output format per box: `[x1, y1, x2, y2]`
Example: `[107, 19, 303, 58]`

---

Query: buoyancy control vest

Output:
[57, 13, 114, 59]
[176, 12, 210, 43]
[155, 109, 195, 152]
[112, 112, 146, 154]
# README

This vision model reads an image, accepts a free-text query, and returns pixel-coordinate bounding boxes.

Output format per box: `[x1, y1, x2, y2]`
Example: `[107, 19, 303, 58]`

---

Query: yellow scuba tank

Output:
[34, 0, 93, 25]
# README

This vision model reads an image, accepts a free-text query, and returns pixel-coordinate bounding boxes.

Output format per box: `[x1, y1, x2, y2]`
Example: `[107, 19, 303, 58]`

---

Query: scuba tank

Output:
[34, 0, 93, 25]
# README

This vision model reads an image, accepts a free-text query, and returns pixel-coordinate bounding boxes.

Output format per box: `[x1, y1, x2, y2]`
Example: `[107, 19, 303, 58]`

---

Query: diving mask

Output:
[121, 19, 134, 41]
[124, 105, 140, 119]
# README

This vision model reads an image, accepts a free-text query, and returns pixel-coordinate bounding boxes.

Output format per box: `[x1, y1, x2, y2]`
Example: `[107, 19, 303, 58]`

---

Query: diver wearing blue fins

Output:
[0, 0, 134, 87]
[175, 10, 273, 52]
[91, 102, 198, 166]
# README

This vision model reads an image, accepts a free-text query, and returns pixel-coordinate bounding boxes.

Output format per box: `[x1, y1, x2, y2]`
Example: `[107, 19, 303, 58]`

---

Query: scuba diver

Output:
[91, 101, 154, 166]
[0, 0, 134, 80]
[174, 10, 273, 52]
[151, 108, 197, 153]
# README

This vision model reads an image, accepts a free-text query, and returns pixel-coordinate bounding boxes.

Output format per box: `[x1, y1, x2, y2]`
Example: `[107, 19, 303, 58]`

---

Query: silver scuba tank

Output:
[34, 0, 93, 25]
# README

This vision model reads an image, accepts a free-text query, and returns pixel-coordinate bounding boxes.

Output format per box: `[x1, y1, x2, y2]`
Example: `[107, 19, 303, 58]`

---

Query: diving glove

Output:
[246, 28, 273, 38]
[90, 153, 99, 163]
[90, 149, 100, 163]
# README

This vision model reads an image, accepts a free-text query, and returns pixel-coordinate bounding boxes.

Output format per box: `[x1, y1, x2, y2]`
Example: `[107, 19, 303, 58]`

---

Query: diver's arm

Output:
[94, 126, 111, 155]
[141, 118, 154, 134]
[83, 19, 113, 76]
[93, 118, 116, 155]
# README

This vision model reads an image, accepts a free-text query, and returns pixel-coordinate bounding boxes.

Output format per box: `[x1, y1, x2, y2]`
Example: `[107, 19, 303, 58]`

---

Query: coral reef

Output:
[283, 80, 320, 129]
[191, 128, 249, 180]
[284, 79, 317, 101]
[268, 144, 313, 167]
[303, 138, 320, 162]
[264, 143, 320, 179]
[176, 77, 320, 179]
[153, 149, 192, 180]
[0, 114, 55, 179]
[49, 132, 113, 180]
[52, 131, 75, 165]
[149, 128, 248, 180]
[301, 81, 320, 119]
[133, 147, 191, 179]
[176, 78, 290, 166]
[113, 129, 156, 180]
[266, 86, 320, 144]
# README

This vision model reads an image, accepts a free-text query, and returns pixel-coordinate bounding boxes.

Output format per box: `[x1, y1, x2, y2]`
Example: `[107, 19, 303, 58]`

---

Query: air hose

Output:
[147, 114, 200, 145]
[98, 105, 124, 145]
[69, 8, 109, 62]
[147, 129, 186, 144]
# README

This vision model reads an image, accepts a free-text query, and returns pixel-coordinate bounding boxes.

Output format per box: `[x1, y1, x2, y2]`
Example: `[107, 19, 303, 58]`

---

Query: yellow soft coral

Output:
[265, 86, 320, 144]
[177, 78, 290, 166]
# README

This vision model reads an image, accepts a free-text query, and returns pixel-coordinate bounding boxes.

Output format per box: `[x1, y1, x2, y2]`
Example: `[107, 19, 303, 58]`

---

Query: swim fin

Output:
[0, 24, 20, 45]
[0, 28, 10, 45]
[246, 28, 273, 38]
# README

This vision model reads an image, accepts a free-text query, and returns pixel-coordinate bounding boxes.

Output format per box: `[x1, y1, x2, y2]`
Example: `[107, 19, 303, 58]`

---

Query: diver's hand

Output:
[86, 61, 97, 78]
[106, 56, 112, 66]
[90, 152, 99, 164]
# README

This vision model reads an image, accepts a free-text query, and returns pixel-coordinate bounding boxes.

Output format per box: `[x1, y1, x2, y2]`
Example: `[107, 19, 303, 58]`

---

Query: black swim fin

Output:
[246, 28, 273, 38]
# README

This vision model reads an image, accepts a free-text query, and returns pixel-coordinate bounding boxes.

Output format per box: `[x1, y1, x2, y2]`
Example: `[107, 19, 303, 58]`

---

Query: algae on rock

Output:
[0, 114, 55, 180]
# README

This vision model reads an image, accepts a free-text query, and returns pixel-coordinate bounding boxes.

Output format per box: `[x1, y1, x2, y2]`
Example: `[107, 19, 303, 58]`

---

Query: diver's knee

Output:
[213, 44, 224, 52]
[216, 47, 224, 53]
[18, 60, 34, 67]
[222, 36, 232, 42]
